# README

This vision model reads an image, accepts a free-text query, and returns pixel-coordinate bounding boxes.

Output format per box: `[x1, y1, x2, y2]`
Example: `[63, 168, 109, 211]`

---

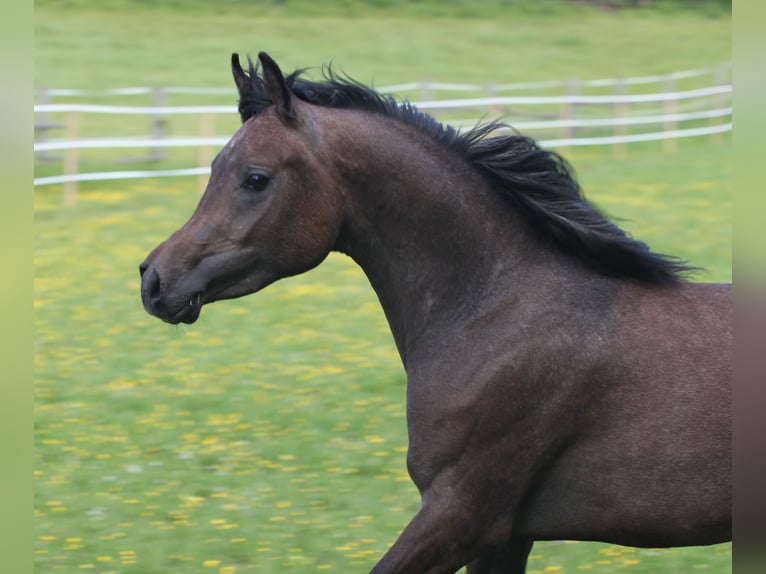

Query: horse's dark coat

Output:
[140, 52, 731, 573]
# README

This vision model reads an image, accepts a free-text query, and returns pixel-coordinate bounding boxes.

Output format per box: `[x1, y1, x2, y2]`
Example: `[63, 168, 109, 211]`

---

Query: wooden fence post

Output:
[150, 86, 167, 162]
[485, 82, 502, 120]
[559, 79, 580, 154]
[613, 78, 627, 160]
[34, 87, 62, 163]
[662, 75, 677, 154]
[420, 80, 433, 104]
[63, 111, 80, 207]
[710, 64, 728, 143]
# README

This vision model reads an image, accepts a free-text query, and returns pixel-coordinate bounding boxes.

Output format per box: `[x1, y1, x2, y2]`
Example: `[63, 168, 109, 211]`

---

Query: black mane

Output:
[238, 58, 693, 284]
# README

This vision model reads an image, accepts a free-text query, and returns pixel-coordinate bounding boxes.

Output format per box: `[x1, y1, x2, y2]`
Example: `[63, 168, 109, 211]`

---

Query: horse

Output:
[139, 52, 731, 573]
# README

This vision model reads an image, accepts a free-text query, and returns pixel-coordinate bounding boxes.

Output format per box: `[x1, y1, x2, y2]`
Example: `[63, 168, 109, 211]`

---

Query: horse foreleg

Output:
[369, 499, 483, 574]
[465, 538, 534, 574]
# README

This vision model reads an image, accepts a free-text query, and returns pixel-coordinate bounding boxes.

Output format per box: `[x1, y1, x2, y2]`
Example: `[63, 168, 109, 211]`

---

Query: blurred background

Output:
[34, 1, 731, 573]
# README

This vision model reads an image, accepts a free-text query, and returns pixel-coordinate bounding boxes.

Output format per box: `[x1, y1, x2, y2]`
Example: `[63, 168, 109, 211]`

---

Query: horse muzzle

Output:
[139, 259, 203, 325]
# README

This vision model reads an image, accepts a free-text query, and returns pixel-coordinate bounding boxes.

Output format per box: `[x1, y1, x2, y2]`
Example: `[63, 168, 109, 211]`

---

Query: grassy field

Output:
[35, 3, 731, 573]
[35, 2, 731, 88]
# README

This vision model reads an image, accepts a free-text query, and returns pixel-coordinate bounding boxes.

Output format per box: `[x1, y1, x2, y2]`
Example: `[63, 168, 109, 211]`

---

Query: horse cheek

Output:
[279, 216, 336, 276]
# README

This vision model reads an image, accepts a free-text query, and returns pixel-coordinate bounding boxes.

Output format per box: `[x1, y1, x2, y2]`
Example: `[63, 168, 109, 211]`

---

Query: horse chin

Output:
[162, 292, 204, 325]
[157, 273, 275, 325]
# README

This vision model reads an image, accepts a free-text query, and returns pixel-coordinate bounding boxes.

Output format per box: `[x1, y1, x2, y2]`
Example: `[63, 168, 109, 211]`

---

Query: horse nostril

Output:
[139, 260, 149, 277]
[148, 269, 161, 302]
[141, 266, 163, 312]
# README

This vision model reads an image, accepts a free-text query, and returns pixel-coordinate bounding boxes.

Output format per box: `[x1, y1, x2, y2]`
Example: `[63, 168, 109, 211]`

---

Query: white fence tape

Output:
[415, 84, 731, 110]
[34, 167, 211, 187]
[37, 63, 729, 97]
[33, 107, 733, 153]
[32, 123, 732, 188]
[33, 65, 732, 189]
[35, 136, 232, 152]
[35, 104, 237, 115]
[34, 84, 731, 116]
[538, 122, 732, 148]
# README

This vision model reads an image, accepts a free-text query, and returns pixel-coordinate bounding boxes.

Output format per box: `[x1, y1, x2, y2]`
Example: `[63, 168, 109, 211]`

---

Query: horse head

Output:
[139, 52, 344, 324]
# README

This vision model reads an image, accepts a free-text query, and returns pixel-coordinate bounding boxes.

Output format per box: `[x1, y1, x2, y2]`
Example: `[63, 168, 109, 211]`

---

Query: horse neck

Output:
[327, 113, 549, 366]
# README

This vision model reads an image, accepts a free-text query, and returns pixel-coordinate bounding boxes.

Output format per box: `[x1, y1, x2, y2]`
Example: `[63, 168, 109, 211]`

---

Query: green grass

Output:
[35, 4, 730, 89]
[34, 3, 731, 573]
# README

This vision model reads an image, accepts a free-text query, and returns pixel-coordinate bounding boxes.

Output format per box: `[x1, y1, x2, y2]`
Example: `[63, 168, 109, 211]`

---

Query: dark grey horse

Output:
[140, 52, 731, 573]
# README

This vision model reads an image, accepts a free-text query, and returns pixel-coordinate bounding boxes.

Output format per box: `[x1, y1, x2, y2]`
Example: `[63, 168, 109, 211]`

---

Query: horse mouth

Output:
[167, 292, 204, 325]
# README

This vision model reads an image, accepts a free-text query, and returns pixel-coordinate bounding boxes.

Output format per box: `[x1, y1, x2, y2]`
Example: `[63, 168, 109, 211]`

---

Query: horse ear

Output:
[258, 51, 297, 125]
[231, 53, 252, 100]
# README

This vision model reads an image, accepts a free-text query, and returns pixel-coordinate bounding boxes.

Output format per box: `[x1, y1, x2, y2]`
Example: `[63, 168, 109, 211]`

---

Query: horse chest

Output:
[403, 359, 570, 495]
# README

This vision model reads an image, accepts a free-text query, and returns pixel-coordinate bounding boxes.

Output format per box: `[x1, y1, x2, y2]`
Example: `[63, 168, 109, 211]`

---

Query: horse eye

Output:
[243, 172, 271, 192]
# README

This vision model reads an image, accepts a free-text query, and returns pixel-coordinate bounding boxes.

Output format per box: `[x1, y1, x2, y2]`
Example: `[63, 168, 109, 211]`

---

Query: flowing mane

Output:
[236, 56, 693, 284]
